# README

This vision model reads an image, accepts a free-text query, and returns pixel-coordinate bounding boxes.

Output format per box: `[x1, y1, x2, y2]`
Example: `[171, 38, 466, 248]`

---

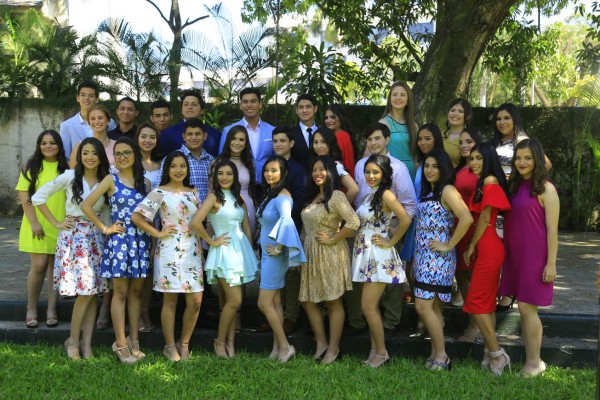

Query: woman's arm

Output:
[81, 175, 123, 235]
[544, 154, 552, 172]
[541, 182, 559, 282]
[340, 174, 359, 204]
[373, 190, 412, 248]
[190, 193, 230, 247]
[430, 185, 473, 253]
[19, 191, 45, 239]
[315, 191, 359, 245]
[241, 203, 252, 242]
[131, 211, 176, 240]
[69, 143, 80, 169]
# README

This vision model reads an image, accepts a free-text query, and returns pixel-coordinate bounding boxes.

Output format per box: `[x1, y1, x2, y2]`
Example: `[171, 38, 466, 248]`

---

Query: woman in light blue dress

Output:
[256, 155, 306, 363]
[192, 158, 258, 358]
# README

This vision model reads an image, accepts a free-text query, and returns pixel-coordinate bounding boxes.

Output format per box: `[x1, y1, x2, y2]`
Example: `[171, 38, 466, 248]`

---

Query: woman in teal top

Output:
[379, 81, 418, 180]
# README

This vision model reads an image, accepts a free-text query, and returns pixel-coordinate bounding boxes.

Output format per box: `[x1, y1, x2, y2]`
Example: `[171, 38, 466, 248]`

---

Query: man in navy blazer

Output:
[219, 88, 275, 183]
[160, 90, 221, 157]
[290, 93, 319, 170]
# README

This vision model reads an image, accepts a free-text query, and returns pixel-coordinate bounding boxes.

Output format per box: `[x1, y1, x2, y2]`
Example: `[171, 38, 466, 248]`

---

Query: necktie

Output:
[306, 127, 313, 146]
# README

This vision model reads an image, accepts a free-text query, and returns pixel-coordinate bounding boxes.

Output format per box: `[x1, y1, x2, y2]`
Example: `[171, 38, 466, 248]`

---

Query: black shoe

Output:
[496, 296, 516, 313]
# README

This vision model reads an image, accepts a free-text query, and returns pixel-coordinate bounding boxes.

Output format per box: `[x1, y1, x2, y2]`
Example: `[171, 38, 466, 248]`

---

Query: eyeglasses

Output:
[113, 150, 134, 159]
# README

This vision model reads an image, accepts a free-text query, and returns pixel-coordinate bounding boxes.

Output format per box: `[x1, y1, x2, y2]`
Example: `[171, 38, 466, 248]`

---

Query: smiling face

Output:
[40, 134, 59, 161]
[138, 127, 157, 153]
[217, 164, 234, 190]
[240, 93, 262, 120]
[469, 149, 484, 176]
[423, 156, 441, 184]
[496, 110, 515, 139]
[88, 109, 109, 135]
[116, 100, 138, 125]
[77, 87, 98, 113]
[80, 143, 100, 171]
[182, 127, 207, 153]
[366, 130, 390, 156]
[168, 155, 188, 184]
[150, 107, 172, 131]
[324, 110, 341, 131]
[417, 128, 435, 155]
[364, 162, 382, 188]
[113, 143, 135, 170]
[514, 147, 535, 179]
[264, 160, 282, 188]
[447, 103, 465, 128]
[459, 131, 477, 158]
[390, 85, 408, 111]
[272, 133, 294, 158]
[181, 95, 202, 119]
[311, 160, 328, 188]
[229, 131, 247, 157]
[296, 99, 317, 126]
[312, 132, 330, 156]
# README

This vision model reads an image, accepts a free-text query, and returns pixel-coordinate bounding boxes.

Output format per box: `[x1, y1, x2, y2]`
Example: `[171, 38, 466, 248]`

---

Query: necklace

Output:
[99, 135, 110, 145]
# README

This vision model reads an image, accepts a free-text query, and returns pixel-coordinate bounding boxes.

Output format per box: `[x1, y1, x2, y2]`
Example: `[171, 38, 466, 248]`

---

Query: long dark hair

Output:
[257, 155, 289, 219]
[490, 103, 526, 148]
[72, 137, 110, 205]
[416, 123, 444, 163]
[381, 81, 417, 158]
[364, 154, 393, 220]
[325, 104, 357, 156]
[217, 125, 257, 199]
[444, 98, 472, 137]
[420, 149, 455, 202]
[471, 142, 509, 203]
[455, 127, 484, 171]
[305, 155, 341, 213]
[22, 130, 68, 198]
[310, 126, 343, 162]
[211, 158, 243, 208]
[159, 150, 194, 189]
[508, 138, 547, 197]
[135, 123, 162, 162]
[114, 137, 147, 195]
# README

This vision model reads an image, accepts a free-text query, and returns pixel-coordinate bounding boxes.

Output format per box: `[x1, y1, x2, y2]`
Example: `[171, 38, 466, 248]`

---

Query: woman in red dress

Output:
[463, 142, 511, 376]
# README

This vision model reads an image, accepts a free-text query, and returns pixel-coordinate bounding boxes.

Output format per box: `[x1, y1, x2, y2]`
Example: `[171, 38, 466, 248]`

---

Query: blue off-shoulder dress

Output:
[257, 194, 306, 290]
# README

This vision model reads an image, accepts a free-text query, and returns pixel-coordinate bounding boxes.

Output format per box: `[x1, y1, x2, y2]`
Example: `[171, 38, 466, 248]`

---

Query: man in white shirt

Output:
[59, 80, 116, 158]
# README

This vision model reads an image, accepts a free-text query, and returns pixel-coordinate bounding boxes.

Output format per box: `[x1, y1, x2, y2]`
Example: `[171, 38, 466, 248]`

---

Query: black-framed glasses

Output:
[113, 150, 134, 159]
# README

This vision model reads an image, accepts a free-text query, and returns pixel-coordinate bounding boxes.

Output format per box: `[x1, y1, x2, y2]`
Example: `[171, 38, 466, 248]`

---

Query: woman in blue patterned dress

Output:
[352, 154, 412, 368]
[192, 158, 258, 359]
[256, 155, 306, 363]
[414, 149, 472, 370]
[82, 137, 151, 365]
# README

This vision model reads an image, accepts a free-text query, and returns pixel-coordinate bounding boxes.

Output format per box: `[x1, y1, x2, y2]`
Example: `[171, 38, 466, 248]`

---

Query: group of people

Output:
[17, 80, 558, 377]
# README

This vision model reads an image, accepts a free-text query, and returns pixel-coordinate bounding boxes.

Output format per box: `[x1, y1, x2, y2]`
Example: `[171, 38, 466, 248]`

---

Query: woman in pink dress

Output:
[500, 138, 558, 377]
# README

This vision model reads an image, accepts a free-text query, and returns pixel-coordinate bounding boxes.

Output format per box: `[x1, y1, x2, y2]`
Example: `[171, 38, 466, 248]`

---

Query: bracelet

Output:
[273, 247, 282, 254]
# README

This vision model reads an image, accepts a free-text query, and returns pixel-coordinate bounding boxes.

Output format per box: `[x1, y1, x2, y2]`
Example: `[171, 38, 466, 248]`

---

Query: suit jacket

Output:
[290, 123, 317, 171]
[160, 121, 221, 158]
[286, 157, 308, 233]
[219, 118, 275, 183]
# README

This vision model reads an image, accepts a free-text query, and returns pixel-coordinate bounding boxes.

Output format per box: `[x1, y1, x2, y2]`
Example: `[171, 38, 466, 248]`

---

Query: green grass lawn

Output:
[0, 343, 594, 400]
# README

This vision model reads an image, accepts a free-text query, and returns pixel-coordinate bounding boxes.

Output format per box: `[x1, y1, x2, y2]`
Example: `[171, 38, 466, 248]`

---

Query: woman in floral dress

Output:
[352, 154, 411, 368]
[132, 150, 203, 362]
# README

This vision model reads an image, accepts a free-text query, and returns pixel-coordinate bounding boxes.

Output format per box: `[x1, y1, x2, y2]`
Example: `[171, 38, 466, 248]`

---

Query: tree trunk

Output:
[412, 0, 517, 125]
[168, 0, 183, 103]
[534, 83, 551, 107]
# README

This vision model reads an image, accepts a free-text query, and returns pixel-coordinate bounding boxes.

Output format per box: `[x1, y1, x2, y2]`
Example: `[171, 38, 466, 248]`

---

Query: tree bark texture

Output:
[412, 0, 517, 125]
[168, 0, 183, 103]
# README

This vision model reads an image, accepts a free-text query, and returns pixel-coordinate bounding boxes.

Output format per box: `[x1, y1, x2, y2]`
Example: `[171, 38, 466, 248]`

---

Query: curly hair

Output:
[508, 138, 547, 197]
[22, 130, 68, 198]
[257, 155, 289, 219]
[72, 137, 110, 205]
[305, 155, 341, 213]
[364, 154, 393, 220]
[211, 158, 244, 208]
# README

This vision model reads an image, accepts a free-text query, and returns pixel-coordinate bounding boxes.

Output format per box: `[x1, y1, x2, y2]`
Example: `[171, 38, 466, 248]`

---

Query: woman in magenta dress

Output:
[500, 138, 558, 377]
[463, 142, 511, 376]
[454, 127, 483, 342]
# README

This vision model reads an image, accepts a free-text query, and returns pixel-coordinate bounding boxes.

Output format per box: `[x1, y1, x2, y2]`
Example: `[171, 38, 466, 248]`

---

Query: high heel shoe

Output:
[278, 345, 296, 363]
[64, 338, 80, 360]
[519, 361, 547, 378]
[112, 341, 137, 365]
[314, 346, 328, 361]
[481, 348, 490, 370]
[127, 336, 145, 360]
[225, 340, 235, 358]
[364, 350, 376, 366]
[490, 348, 511, 376]
[321, 350, 342, 365]
[163, 344, 181, 362]
[429, 357, 452, 371]
[495, 296, 516, 313]
[214, 339, 229, 358]
[176, 341, 190, 360]
[368, 352, 389, 368]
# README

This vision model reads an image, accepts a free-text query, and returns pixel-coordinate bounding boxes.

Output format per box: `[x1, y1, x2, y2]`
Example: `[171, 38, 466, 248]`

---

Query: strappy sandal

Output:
[176, 341, 191, 360]
[25, 314, 38, 329]
[481, 348, 490, 370]
[46, 314, 59, 328]
[214, 339, 229, 358]
[363, 350, 376, 365]
[127, 336, 145, 360]
[163, 344, 181, 362]
[429, 357, 452, 371]
[519, 361, 547, 378]
[490, 348, 511, 376]
[368, 352, 389, 368]
[112, 341, 137, 365]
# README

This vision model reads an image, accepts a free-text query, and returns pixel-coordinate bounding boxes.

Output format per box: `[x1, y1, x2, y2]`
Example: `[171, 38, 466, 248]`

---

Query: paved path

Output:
[0, 216, 598, 315]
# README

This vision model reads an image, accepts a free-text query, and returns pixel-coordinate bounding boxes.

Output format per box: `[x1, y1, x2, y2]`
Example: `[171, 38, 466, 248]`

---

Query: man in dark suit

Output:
[290, 93, 319, 170]
[160, 90, 221, 157]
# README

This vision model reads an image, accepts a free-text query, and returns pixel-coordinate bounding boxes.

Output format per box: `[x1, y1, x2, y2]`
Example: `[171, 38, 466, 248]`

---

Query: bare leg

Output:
[361, 282, 387, 360]
[80, 295, 97, 359]
[139, 275, 154, 331]
[26, 253, 50, 322]
[161, 293, 180, 361]
[415, 297, 447, 364]
[111, 278, 130, 349]
[69, 295, 94, 349]
[96, 290, 112, 328]
[217, 279, 242, 358]
[472, 313, 508, 372]
[456, 269, 479, 341]
[258, 289, 291, 359]
[302, 301, 327, 359]
[519, 302, 545, 374]
[322, 298, 345, 364]
[179, 292, 202, 359]
[126, 279, 144, 343]
[45, 256, 58, 320]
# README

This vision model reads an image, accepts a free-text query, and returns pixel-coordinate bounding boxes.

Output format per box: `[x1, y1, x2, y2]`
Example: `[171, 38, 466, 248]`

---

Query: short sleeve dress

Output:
[500, 179, 554, 306]
[413, 192, 456, 302]
[257, 194, 306, 290]
[463, 184, 511, 314]
[299, 190, 360, 303]
[205, 190, 258, 286]
[352, 194, 406, 284]
[385, 115, 416, 180]
[454, 167, 478, 270]
[134, 188, 203, 292]
[101, 174, 151, 279]
[16, 160, 66, 254]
